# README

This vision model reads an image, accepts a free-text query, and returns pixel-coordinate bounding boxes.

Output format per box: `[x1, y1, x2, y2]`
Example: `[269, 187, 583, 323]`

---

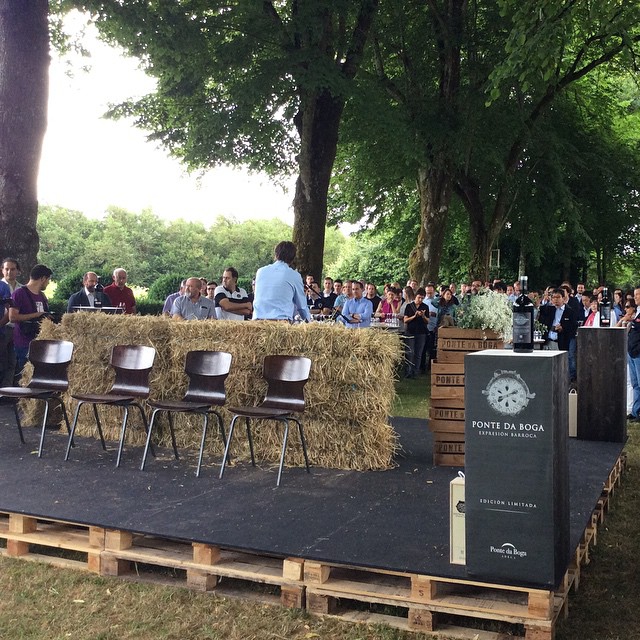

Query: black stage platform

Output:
[0, 408, 624, 585]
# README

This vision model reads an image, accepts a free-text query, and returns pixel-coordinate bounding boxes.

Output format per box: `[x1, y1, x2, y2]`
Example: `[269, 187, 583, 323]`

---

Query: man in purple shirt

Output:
[9, 264, 52, 381]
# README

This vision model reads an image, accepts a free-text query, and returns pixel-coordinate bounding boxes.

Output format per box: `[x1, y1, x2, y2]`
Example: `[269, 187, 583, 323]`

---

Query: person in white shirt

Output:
[214, 268, 252, 321]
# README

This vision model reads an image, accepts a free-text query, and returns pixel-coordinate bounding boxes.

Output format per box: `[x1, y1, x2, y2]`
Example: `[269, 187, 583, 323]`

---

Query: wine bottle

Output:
[599, 287, 611, 327]
[94, 278, 104, 308]
[512, 275, 534, 353]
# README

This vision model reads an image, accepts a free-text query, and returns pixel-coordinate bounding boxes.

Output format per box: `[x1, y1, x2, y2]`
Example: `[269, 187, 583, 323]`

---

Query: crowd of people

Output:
[2, 243, 639, 423]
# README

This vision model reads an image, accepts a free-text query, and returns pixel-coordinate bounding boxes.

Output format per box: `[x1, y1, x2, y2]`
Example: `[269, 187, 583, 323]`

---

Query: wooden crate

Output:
[430, 328, 503, 466]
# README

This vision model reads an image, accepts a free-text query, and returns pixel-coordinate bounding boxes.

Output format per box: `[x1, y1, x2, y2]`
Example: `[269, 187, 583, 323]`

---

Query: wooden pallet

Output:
[0, 451, 626, 639]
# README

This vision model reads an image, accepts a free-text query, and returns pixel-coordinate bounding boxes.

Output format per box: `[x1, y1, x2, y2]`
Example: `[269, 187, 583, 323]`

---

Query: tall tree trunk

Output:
[0, 0, 49, 274]
[408, 0, 465, 284]
[410, 164, 452, 283]
[292, 90, 344, 282]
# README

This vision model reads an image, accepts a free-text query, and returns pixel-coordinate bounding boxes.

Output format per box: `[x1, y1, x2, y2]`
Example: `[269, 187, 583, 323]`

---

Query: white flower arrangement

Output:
[455, 288, 513, 341]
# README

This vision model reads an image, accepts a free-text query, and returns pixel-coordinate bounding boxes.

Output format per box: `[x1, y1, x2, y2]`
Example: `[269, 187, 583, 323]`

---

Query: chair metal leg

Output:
[92, 404, 107, 450]
[196, 414, 209, 478]
[276, 418, 289, 487]
[134, 402, 155, 458]
[140, 408, 160, 471]
[115, 407, 129, 467]
[220, 415, 240, 479]
[245, 417, 255, 466]
[11, 401, 25, 444]
[37, 400, 50, 458]
[65, 401, 85, 460]
[167, 412, 179, 459]
[212, 410, 227, 448]
[291, 417, 311, 473]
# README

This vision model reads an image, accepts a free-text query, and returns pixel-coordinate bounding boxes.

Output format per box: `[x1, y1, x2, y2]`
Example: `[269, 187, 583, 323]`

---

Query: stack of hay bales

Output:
[28, 314, 403, 470]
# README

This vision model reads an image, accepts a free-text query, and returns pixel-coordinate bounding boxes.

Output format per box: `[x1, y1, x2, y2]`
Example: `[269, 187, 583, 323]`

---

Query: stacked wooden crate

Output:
[429, 327, 503, 466]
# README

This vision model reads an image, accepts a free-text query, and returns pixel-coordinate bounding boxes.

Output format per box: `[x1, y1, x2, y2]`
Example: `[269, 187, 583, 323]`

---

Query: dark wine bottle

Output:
[512, 275, 534, 353]
[599, 286, 611, 327]
[94, 277, 104, 308]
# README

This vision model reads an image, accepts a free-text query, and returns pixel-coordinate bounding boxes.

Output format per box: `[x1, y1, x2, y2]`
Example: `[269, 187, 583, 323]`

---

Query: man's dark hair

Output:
[2, 257, 20, 271]
[334, 279, 342, 285]
[492, 280, 507, 292]
[415, 287, 427, 297]
[224, 267, 239, 280]
[274, 241, 296, 264]
[30, 264, 52, 280]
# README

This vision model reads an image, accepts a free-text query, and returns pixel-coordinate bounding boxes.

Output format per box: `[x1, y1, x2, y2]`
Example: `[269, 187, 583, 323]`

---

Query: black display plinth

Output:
[577, 327, 627, 442]
[464, 350, 569, 589]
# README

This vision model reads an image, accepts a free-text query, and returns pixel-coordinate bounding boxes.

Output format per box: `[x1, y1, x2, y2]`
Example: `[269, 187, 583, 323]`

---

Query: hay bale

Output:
[32, 315, 403, 470]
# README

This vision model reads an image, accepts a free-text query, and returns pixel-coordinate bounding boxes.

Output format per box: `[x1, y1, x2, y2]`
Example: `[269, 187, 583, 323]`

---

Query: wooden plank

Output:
[193, 542, 221, 566]
[431, 362, 465, 375]
[435, 350, 466, 364]
[280, 585, 305, 608]
[433, 442, 465, 455]
[9, 514, 37, 535]
[433, 452, 465, 467]
[429, 396, 465, 409]
[431, 373, 465, 387]
[438, 337, 502, 352]
[105, 530, 133, 551]
[430, 386, 464, 400]
[283, 557, 304, 582]
[430, 407, 465, 421]
[186, 568, 218, 591]
[438, 327, 502, 340]
[304, 561, 331, 584]
[430, 420, 465, 434]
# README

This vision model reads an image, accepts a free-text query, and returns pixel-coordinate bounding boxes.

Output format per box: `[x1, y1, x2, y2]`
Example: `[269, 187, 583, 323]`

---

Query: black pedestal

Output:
[577, 327, 627, 442]
[464, 350, 569, 589]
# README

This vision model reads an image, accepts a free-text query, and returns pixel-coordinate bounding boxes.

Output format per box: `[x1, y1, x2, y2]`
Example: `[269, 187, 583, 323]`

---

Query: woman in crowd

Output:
[375, 286, 402, 319]
[434, 286, 457, 327]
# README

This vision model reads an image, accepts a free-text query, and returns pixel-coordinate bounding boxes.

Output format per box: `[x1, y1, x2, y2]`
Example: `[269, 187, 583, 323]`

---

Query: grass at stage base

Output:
[0, 382, 638, 640]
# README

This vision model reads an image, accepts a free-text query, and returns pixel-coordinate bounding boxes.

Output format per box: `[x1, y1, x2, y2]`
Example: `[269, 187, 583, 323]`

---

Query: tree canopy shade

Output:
[56, 0, 379, 282]
[332, 0, 640, 282]
[0, 1, 49, 273]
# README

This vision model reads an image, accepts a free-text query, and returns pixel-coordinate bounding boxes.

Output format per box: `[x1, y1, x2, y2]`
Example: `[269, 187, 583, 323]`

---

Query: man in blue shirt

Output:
[341, 281, 373, 328]
[253, 241, 311, 322]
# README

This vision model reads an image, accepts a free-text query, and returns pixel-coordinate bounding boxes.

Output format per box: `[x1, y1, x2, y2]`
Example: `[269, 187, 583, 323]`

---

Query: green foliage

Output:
[37, 205, 347, 294]
[147, 274, 184, 303]
[135, 299, 164, 316]
[52, 268, 113, 303]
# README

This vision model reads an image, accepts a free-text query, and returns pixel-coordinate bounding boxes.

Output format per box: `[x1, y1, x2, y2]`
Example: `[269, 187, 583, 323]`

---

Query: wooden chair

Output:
[141, 350, 232, 476]
[0, 339, 74, 457]
[64, 345, 156, 467]
[219, 355, 311, 486]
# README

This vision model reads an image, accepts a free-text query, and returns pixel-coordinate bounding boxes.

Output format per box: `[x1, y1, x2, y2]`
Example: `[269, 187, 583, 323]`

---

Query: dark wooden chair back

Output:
[28, 340, 74, 392]
[109, 345, 156, 398]
[261, 355, 311, 413]
[182, 350, 232, 406]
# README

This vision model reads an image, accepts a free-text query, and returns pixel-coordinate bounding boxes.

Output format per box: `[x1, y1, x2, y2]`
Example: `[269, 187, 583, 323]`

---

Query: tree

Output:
[333, 0, 640, 281]
[0, 1, 49, 273]
[58, 0, 379, 281]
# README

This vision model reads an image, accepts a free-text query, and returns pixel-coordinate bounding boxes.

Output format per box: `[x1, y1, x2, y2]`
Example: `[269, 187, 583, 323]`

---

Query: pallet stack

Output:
[429, 327, 503, 466]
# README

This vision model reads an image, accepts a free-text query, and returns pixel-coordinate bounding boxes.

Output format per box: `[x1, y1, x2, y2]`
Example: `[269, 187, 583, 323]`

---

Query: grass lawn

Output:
[0, 380, 636, 640]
